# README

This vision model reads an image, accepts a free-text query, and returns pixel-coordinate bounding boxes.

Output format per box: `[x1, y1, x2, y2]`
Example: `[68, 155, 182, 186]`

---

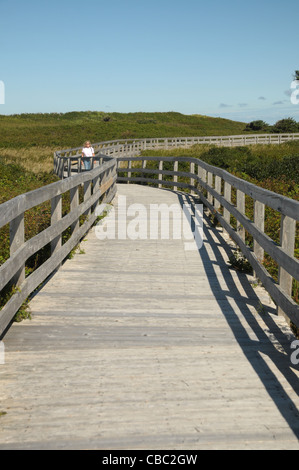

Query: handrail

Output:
[2, 135, 299, 335]
[53, 135, 299, 327]
[116, 155, 299, 329]
[0, 155, 117, 337]
[53, 133, 299, 179]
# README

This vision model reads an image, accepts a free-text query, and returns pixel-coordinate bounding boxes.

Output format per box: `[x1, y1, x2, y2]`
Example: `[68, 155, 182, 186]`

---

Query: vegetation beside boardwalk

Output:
[139, 141, 299, 312]
[0, 111, 247, 149]
[0, 111, 298, 323]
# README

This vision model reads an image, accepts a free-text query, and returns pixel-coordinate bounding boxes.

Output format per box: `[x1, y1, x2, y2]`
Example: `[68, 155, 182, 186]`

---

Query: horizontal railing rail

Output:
[0, 155, 117, 337]
[53, 133, 299, 179]
[2, 134, 299, 336]
[116, 155, 299, 329]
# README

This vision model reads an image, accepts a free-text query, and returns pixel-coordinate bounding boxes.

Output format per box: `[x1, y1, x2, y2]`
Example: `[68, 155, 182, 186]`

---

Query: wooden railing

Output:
[0, 156, 117, 337]
[2, 134, 299, 335]
[117, 155, 299, 329]
[54, 133, 299, 179]
[53, 134, 299, 327]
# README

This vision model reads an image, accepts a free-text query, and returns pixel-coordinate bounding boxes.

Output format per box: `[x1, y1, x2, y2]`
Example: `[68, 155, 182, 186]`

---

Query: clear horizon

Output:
[1, 0, 299, 125]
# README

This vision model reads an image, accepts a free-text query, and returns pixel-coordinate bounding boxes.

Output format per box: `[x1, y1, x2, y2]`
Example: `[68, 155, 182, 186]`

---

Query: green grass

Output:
[141, 141, 299, 184]
[140, 142, 299, 302]
[0, 111, 298, 323]
[0, 111, 247, 149]
[0, 111, 249, 175]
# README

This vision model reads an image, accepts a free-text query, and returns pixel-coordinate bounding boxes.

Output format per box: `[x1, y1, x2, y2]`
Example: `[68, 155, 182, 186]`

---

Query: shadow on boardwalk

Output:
[176, 190, 299, 440]
[0, 184, 298, 449]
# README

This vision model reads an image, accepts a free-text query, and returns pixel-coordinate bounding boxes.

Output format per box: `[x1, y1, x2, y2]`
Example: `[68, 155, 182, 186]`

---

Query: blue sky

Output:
[0, 0, 298, 124]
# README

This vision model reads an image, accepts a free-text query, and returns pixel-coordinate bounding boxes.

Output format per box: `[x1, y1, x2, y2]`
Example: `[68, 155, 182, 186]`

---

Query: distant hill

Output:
[0, 111, 248, 149]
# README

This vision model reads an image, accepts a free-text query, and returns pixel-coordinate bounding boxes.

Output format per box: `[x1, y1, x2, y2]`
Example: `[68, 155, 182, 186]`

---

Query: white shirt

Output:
[82, 146, 94, 157]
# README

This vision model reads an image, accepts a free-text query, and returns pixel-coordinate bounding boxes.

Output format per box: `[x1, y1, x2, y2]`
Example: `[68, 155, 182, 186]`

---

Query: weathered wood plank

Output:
[51, 195, 62, 257]
[198, 180, 299, 281]
[214, 175, 222, 211]
[173, 160, 178, 191]
[223, 181, 231, 225]
[0, 166, 117, 336]
[253, 200, 265, 277]
[70, 186, 79, 234]
[54, 133, 299, 161]
[9, 214, 25, 287]
[0, 158, 116, 229]
[0, 184, 298, 450]
[236, 190, 245, 242]
[0, 182, 117, 337]
[278, 215, 296, 319]
[117, 156, 299, 219]
[0, 186, 107, 292]
[207, 172, 213, 205]
[196, 187, 299, 326]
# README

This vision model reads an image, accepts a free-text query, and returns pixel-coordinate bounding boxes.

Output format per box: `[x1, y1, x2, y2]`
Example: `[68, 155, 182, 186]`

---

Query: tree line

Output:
[245, 117, 299, 133]
[246, 70, 299, 133]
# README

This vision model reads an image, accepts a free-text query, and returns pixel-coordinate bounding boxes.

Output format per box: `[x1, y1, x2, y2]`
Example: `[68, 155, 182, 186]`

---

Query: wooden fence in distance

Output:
[54, 133, 299, 179]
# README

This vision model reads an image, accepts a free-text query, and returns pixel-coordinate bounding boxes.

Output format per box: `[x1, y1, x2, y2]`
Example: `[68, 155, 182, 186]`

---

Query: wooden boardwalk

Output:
[0, 184, 299, 450]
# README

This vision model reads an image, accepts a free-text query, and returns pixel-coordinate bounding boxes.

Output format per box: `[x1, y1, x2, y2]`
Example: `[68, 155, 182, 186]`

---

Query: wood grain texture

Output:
[116, 155, 299, 325]
[0, 165, 117, 336]
[0, 184, 298, 450]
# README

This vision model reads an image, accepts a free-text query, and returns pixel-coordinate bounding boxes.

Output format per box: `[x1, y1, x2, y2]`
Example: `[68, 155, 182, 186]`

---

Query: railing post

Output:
[159, 160, 163, 188]
[127, 160, 132, 183]
[190, 162, 195, 194]
[67, 158, 71, 177]
[78, 156, 82, 173]
[70, 185, 80, 234]
[84, 179, 92, 218]
[223, 181, 231, 224]
[253, 200, 265, 279]
[61, 157, 66, 179]
[92, 173, 100, 212]
[58, 157, 63, 179]
[236, 190, 245, 242]
[102, 164, 116, 204]
[53, 152, 57, 174]
[214, 176, 221, 210]
[207, 172, 213, 205]
[173, 161, 178, 191]
[10, 213, 25, 287]
[51, 195, 62, 271]
[278, 215, 296, 318]
[197, 166, 207, 197]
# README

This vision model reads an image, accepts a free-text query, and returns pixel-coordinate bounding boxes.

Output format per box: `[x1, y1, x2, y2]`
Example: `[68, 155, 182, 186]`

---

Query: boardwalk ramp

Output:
[0, 184, 298, 450]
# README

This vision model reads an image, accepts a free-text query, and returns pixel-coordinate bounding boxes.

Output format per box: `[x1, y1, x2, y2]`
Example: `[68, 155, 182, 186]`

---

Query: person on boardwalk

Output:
[81, 141, 95, 170]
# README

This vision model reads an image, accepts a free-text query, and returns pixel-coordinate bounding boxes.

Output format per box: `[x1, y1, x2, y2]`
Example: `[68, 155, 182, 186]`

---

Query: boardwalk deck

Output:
[0, 184, 298, 450]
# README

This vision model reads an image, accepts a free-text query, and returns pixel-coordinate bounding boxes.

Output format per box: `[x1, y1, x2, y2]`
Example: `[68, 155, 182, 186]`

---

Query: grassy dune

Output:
[0, 146, 55, 173]
[0, 111, 248, 175]
[0, 111, 247, 149]
[0, 111, 298, 326]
